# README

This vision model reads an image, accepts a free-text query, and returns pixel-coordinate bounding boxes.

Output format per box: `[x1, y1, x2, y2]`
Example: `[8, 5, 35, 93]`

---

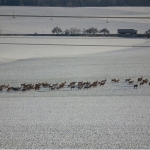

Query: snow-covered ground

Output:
[0, 7, 150, 149]
[1, 96, 150, 149]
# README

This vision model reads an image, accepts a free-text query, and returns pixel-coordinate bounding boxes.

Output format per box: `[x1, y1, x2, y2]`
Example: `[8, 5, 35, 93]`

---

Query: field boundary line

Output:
[0, 42, 150, 47]
[0, 15, 150, 19]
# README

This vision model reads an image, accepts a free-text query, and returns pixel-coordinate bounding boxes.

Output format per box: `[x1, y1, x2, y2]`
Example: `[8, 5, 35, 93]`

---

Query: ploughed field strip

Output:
[0, 77, 149, 92]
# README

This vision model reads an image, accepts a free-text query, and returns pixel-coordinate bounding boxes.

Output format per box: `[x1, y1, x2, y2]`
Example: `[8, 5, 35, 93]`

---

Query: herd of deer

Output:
[0, 77, 149, 92]
[125, 77, 149, 89]
[0, 80, 107, 92]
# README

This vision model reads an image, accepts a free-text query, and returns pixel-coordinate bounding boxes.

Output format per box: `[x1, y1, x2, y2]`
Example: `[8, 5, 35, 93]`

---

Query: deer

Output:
[111, 79, 116, 82]
[7, 87, 13, 92]
[78, 82, 83, 85]
[13, 87, 21, 91]
[68, 82, 76, 87]
[99, 81, 105, 86]
[71, 85, 75, 90]
[51, 87, 56, 90]
[125, 78, 131, 82]
[140, 82, 144, 86]
[129, 81, 134, 84]
[134, 84, 138, 89]
[111, 79, 119, 83]
[102, 79, 107, 82]
[59, 81, 66, 89]
[78, 84, 83, 89]
[115, 79, 119, 83]
[91, 81, 98, 87]
[22, 88, 27, 91]
[137, 77, 143, 82]
[0, 87, 3, 91]
[143, 79, 148, 84]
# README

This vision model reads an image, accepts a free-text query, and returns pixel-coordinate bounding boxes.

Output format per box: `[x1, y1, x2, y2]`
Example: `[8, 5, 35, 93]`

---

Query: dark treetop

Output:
[0, 0, 150, 6]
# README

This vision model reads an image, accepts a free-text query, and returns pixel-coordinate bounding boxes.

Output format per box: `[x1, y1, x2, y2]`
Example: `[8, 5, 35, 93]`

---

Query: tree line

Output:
[0, 0, 150, 6]
[51, 27, 150, 37]
[52, 27, 110, 35]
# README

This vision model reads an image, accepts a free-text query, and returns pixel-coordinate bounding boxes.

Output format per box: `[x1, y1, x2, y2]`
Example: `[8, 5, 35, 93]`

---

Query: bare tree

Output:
[70, 27, 81, 35]
[85, 27, 98, 35]
[52, 27, 63, 34]
[100, 28, 110, 34]
[145, 29, 150, 38]
[64, 29, 71, 35]
[82, 28, 86, 34]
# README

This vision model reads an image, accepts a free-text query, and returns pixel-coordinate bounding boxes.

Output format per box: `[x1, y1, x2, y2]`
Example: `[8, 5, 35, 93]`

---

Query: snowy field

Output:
[0, 6, 150, 34]
[0, 7, 150, 149]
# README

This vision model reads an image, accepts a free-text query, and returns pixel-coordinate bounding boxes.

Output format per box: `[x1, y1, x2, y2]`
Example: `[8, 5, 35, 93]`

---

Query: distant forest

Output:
[0, 0, 150, 6]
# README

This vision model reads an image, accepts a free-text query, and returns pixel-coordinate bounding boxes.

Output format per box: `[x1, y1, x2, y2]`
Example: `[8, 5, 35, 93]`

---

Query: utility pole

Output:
[13, 11, 15, 18]
[106, 15, 109, 23]
[50, 13, 53, 20]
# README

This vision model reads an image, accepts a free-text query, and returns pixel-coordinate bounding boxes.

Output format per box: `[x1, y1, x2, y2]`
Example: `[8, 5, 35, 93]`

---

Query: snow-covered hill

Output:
[0, 7, 150, 149]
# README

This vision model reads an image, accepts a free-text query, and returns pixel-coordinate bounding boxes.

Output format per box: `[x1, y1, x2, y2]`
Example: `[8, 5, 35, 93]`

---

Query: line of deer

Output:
[111, 79, 119, 83]
[0, 77, 149, 92]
